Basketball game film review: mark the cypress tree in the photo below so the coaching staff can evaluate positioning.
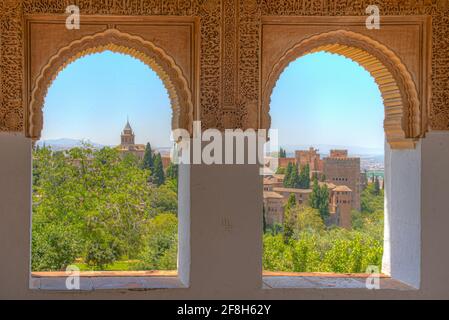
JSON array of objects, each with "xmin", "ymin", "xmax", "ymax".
[
  {"xmin": 286, "ymin": 193, "xmax": 296, "ymax": 209},
  {"xmin": 284, "ymin": 162, "xmax": 293, "ymax": 187},
  {"xmin": 290, "ymin": 164, "xmax": 300, "ymax": 188},
  {"xmin": 283, "ymin": 194, "xmax": 297, "ymax": 242},
  {"xmin": 279, "ymin": 148, "xmax": 287, "ymax": 158},
  {"xmin": 309, "ymin": 178, "xmax": 320, "ymax": 209},
  {"xmin": 374, "ymin": 176, "xmax": 381, "ymax": 195},
  {"xmin": 142, "ymin": 143, "xmax": 154, "ymax": 171},
  {"xmin": 309, "ymin": 178, "xmax": 329, "ymax": 221},
  {"xmin": 299, "ymin": 164, "xmax": 310, "ymax": 189},
  {"xmin": 319, "ymin": 185, "xmax": 330, "ymax": 220},
  {"xmin": 166, "ymin": 162, "xmax": 179, "ymax": 181},
  {"xmin": 363, "ymin": 169, "xmax": 369, "ymax": 188},
  {"xmin": 152, "ymin": 153, "xmax": 165, "ymax": 186},
  {"xmin": 304, "ymin": 164, "xmax": 310, "ymax": 188}
]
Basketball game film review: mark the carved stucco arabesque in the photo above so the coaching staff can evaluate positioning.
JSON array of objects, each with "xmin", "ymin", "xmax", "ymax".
[{"xmin": 1, "ymin": 0, "xmax": 449, "ymax": 147}]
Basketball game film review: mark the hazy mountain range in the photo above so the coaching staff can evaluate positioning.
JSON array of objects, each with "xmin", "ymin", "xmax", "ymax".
[
  {"xmin": 36, "ymin": 138, "xmax": 107, "ymax": 150},
  {"xmin": 36, "ymin": 138, "xmax": 172, "ymax": 154},
  {"xmin": 36, "ymin": 139, "xmax": 384, "ymax": 169}
]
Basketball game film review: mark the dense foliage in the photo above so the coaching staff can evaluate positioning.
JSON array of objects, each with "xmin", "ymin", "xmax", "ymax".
[
  {"xmin": 309, "ymin": 178, "xmax": 330, "ymax": 220},
  {"xmin": 279, "ymin": 148, "xmax": 287, "ymax": 158},
  {"xmin": 263, "ymin": 183, "xmax": 384, "ymax": 273},
  {"xmin": 283, "ymin": 163, "xmax": 310, "ymax": 189},
  {"xmin": 32, "ymin": 145, "xmax": 178, "ymax": 271},
  {"xmin": 32, "ymin": 144, "xmax": 384, "ymax": 274}
]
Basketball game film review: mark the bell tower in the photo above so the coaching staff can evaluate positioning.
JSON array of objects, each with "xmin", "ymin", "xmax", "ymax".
[{"xmin": 121, "ymin": 118, "xmax": 135, "ymax": 146}]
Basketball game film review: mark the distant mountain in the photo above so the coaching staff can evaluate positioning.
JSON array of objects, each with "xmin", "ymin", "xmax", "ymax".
[
  {"xmin": 281, "ymin": 144, "xmax": 384, "ymax": 156},
  {"xmin": 36, "ymin": 138, "xmax": 107, "ymax": 151},
  {"xmin": 37, "ymin": 138, "xmax": 173, "ymax": 154}
]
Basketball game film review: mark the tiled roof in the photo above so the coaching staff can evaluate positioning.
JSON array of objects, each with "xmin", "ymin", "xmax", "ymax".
[
  {"xmin": 333, "ymin": 185, "xmax": 353, "ymax": 192},
  {"xmin": 263, "ymin": 178, "xmax": 280, "ymax": 185},
  {"xmin": 319, "ymin": 182, "xmax": 337, "ymax": 189},
  {"xmin": 273, "ymin": 187, "xmax": 312, "ymax": 194},
  {"xmin": 263, "ymin": 191, "xmax": 284, "ymax": 199}
]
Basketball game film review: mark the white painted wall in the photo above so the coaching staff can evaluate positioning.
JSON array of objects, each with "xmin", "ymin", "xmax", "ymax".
[
  {"xmin": 383, "ymin": 142, "xmax": 421, "ymax": 288},
  {"xmin": 1, "ymin": 132, "xmax": 449, "ymax": 299}
]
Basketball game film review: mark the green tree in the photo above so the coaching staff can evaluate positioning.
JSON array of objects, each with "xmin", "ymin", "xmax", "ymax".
[
  {"xmin": 166, "ymin": 162, "xmax": 178, "ymax": 181},
  {"xmin": 31, "ymin": 145, "xmax": 179, "ymax": 271},
  {"xmin": 374, "ymin": 176, "xmax": 381, "ymax": 196},
  {"xmin": 291, "ymin": 235, "xmax": 321, "ymax": 272},
  {"xmin": 276, "ymin": 167, "xmax": 286, "ymax": 174},
  {"xmin": 279, "ymin": 148, "xmax": 287, "ymax": 158},
  {"xmin": 262, "ymin": 234, "xmax": 293, "ymax": 272},
  {"xmin": 137, "ymin": 214, "xmax": 178, "ymax": 270},
  {"xmin": 318, "ymin": 185, "xmax": 330, "ymax": 220},
  {"xmin": 290, "ymin": 165, "xmax": 300, "ymax": 188},
  {"xmin": 298, "ymin": 164, "xmax": 310, "ymax": 189},
  {"xmin": 320, "ymin": 173, "xmax": 326, "ymax": 182},
  {"xmin": 294, "ymin": 206, "xmax": 325, "ymax": 234},
  {"xmin": 142, "ymin": 142, "xmax": 154, "ymax": 171},
  {"xmin": 309, "ymin": 178, "xmax": 329, "ymax": 221},
  {"xmin": 363, "ymin": 169, "xmax": 369, "ymax": 190},
  {"xmin": 152, "ymin": 153, "xmax": 166, "ymax": 186},
  {"xmin": 309, "ymin": 178, "xmax": 321, "ymax": 209},
  {"xmin": 283, "ymin": 162, "xmax": 294, "ymax": 188},
  {"xmin": 283, "ymin": 194, "xmax": 297, "ymax": 242},
  {"xmin": 31, "ymin": 222, "xmax": 82, "ymax": 271}
]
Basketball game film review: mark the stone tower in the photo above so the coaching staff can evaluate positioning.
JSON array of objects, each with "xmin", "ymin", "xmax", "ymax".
[
  {"xmin": 323, "ymin": 152, "xmax": 361, "ymax": 211},
  {"xmin": 332, "ymin": 186, "xmax": 353, "ymax": 230},
  {"xmin": 121, "ymin": 119, "xmax": 135, "ymax": 147}
]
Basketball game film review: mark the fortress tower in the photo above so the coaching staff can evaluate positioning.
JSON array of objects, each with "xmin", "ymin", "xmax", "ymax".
[{"xmin": 323, "ymin": 152, "xmax": 361, "ymax": 211}]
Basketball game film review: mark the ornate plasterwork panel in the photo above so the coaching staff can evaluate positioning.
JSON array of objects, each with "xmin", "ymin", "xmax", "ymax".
[
  {"xmin": 0, "ymin": 0, "xmax": 221, "ymax": 134},
  {"xmin": 252, "ymin": 0, "xmax": 448, "ymax": 134},
  {"xmin": 0, "ymin": 0, "xmax": 448, "ymax": 145},
  {"xmin": 23, "ymin": 14, "xmax": 201, "ymax": 139}
]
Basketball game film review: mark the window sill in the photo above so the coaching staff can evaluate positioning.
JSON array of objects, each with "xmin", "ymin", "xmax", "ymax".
[
  {"xmin": 262, "ymin": 272, "xmax": 415, "ymax": 290},
  {"xmin": 30, "ymin": 271, "xmax": 186, "ymax": 291}
]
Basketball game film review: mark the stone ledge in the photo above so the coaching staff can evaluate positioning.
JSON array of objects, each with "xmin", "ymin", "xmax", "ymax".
[
  {"xmin": 32, "ymin": 270, "xmax": 177, "ymax": 278},
  {"xmin": 30, "ymin": 276, "xmax": 186, "ymax": 291},
  {"xmin": 263, "ymin": 275, "xmax": 415, "ymax": 290},
  {"xmin": 263, "ymin": 271, "xmax": 389, "ymax": 278}
]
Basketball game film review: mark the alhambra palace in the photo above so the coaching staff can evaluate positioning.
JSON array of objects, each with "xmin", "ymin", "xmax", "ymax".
[
  {"xmin": 1, "ymin": 0, "xmax": 449, "ymax": 299},
  {"xmin": 264, "ymin": 148, "xmax": 362, "ymax": 230}
]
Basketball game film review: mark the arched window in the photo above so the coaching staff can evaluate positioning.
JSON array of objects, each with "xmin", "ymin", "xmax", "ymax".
[
  {"xmin": 31, "ymin": 51, "xmax": 182, "ymax": 281},
  {"xmin": 263, "ymin": 51, "xmax": 385, "ymax": 275}
]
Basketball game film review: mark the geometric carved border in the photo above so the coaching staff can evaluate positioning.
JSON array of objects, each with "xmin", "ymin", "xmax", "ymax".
[
  {"xmin": 1, "ymin": 1, "xmax": 449, "ymax": 135},
  {"xmin": 27, "ymin": 29, "xmax": 194, "ymax": 139},
  {"xmin": 262, "ymin": 30, "xmax": 423, "ymax": 150}
]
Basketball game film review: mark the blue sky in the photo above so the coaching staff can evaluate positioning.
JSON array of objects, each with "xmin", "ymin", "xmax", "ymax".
[
  {"xmin": 42, "ymin": 51, "xmax": 172, "ymax": 148},
  {"xmin": 42, "ymin": 50, "xmax": 384, "ymax": 150},
  {"xmin": 271, "ymin": 52, "xmax": 384, "ymax": 150}
]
